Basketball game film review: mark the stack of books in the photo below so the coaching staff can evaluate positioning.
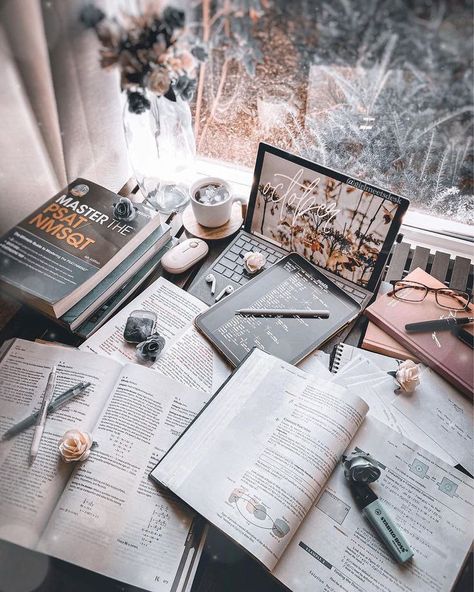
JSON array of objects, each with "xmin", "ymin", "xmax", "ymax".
[
  {"xmin": 0, "ymin": 179, "xmax": 173, "ymax": 338},
  {"xmin": 364, "ymin": 267, "xmax": 473, "ymax": 398}
]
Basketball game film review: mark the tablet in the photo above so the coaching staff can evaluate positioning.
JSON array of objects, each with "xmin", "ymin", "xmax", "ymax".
[{"xmin": 195, "ymin": 253, "xmax": 361, "ymax": 367}]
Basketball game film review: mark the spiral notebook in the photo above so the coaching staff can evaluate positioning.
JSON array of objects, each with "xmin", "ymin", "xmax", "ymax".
[{"xmin": 331, "ymin": 342, "xmax": 401, "ymax": 373}]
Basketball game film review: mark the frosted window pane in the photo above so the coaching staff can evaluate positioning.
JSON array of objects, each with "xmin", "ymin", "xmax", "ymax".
[{"xmin": 190, "ymin": 1, "xmax": 473, "ymax": 224}]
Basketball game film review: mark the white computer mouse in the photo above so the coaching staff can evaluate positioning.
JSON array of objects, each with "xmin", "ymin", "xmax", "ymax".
[{"xmin": 161, "ymin": 238, "xmax": 209, "ymax": 274}]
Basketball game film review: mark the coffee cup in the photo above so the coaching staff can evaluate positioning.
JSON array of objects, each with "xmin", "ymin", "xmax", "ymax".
[{"xmin": 190, "ymin": 177, "xmax": 245, "ymax": 228}]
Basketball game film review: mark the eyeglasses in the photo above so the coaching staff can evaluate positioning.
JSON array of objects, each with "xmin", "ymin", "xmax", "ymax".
[{"xmin": 389, "ymin": 280, "xmax": 472, "ymax": 311}]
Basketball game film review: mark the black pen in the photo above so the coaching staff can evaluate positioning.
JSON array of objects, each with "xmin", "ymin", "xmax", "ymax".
[{"xmin": 405, "ymin": 317, "xmax": 474, "ymax": 333}]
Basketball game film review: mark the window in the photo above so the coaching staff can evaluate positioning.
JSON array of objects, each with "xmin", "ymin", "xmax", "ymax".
[{"xmin": 190, "ymin": 1, "xmax": 473, "ymax": 230}]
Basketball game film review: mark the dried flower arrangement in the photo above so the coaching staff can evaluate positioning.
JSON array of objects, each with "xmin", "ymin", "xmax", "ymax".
[{"xmin": 80, "ymin": 4, "xmax": 207, "ymax": 113}]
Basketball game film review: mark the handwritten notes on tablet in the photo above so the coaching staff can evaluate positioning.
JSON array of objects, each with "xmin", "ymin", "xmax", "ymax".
[{"xmin": 195, "ymin": 254, "xmax": 360, "ymax": 366}]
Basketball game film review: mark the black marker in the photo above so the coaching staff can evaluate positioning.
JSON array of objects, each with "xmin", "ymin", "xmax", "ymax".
[{"xmin": 405, "ymin": 317, "xmax": 474, "ymax": 333}]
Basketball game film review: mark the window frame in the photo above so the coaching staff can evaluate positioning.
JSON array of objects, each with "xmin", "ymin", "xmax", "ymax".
[{"xmin": 195, "ymin": 156, "xmax": 474, "ymax": 260}]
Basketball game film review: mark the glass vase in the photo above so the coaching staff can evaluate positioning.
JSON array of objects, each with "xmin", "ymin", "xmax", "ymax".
[{"xmin": 122, "ymin": 91, "xmax": 196, "ymax": 212}]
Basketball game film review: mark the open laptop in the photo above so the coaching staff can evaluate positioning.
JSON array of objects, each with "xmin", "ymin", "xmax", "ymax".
[{"xmin": 189, "ymin": 143, "xmax": 409, "ymax": 307}]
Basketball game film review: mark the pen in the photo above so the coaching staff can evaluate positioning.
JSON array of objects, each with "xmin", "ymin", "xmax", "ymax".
[
  {"xmin": 2, "ymin": 381, "xmax": 91, "ymax": 441},
  {"xmin": 29, "ymin": 365, "xmax": 57, "ymax": 464},
  {"xmin": 453, "ymin": 326, "xmax": 474, "ymax": 349},
  {"xmin": 405, "ymin": 316, "xmax": 474, "ymax": 333},
  {"xmin": 350, "ymin": 482, "xmax": 414, "ymax": 563},
  {"xmin": 236, "ymin": 309, "xmax": 330, "ymax": 318}
]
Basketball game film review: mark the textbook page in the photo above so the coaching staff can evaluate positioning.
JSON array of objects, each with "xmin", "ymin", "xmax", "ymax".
[
  {"xmin": 151, "ymin": 349, "xmax": 368, "ymax": 571},
  {"xmin": 39, "ymin": 363, "xmax": 211, "ymax": 592},
  {"xmin": 297, "ymin": 349, "xmax": 332, "ymax": 380},
  {"xmin": 153, "ymin": 326, "xmax": 231, "ymax": 394},
  {"xmin": 0, "ymin": 339, "xmax": 121, "ymax": 548},
  {"xmin": 273, "ymin": 416, "xmax": 474, "ymax": 592},
  {"xmin": 81, "ymin": 278, "xmax": 205, "ymax": 362},
  {"xmin": 81, "ymin": 277, "xmax": 230, "ymax": 393}
]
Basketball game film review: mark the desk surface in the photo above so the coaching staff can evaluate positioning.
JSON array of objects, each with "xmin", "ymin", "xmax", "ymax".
[{"xmin": 0, "ymin": 210, "xmax": 471, "ymax": 592}]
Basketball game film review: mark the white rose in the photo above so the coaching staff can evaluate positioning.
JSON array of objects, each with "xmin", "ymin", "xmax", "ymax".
[
  {"xmin": 395, "ymin": 360, "xmax": 420, "ymax": 393},
  {"xmin": 243, "ymin": 251, "xmax": 266, "ymax": 274},
  {"xmin": 58, "ymin": 429, "xmax": 93, "ymax": 463}
]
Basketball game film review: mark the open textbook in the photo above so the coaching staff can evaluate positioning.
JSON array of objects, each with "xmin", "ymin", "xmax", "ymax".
[
  {"xmin": 80, "ymin": 277, "xmax": 231, "ymax": 394},
  {"xmin": 151, "ymin": 349, "xmax": 474, "ymax": 592},
  {"xmin": 0, "ymin": 339, "xmax": 215, "ymax": 592}
]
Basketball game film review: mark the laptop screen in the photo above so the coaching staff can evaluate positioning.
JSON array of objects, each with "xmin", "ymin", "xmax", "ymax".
[{"xmin": 246, "ymin": 144, "xmax": 409, "ymax": 291}]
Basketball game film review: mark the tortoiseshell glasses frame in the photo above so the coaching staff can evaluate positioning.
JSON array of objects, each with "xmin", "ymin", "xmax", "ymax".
[{"xmin": 388, "ymin": 280, "xmax": 472, "ymax": 311}]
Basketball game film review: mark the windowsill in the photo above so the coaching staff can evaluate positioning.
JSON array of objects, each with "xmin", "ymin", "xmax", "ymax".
[{"xmin": 195, "ymin": 156, "xmax": 474, "ymax": 261}]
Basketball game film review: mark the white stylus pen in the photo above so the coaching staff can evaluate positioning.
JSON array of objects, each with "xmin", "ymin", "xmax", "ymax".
[{"xmin": 29, "ymin": 365, "xmax": 57, "ymax": 465}]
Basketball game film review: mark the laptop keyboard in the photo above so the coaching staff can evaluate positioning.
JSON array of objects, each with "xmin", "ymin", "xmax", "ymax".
[
  {"xmin": 331, "ymin": 277, "xmax": 367, "ymax": 302},
  {"xmin": 211, "ymin": 232, "xmax": 368, "ymax": 303},
  {"xmin": 212, "ymin": 234, "xmax": 284, "ymax": 286}
]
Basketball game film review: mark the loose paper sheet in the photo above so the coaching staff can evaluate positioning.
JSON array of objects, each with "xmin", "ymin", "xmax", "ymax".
[
  {"xmin": 331, "ymin": 355, "xmax": 455, "ymax": 464},
  {"xmin": 332, "ymin": 348, "xmax": 473, "ymax": 472},
  {"xmin": 297, "ymin": 349, "xmax": 332, "ymax": 380},
  {"xmin": 393, "ymin": 366, "xmax": 473, "ymax": 474}
]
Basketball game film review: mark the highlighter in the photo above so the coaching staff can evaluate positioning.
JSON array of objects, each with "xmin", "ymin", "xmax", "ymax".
[{"xmin": 350, "ymin": 482, "xmax": 414, "ymax": 563}]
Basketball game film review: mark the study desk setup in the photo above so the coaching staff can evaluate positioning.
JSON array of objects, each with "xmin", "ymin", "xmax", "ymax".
[{"xmin": 0, "ymin": 143, "xmax": 472, "ymax": 592}]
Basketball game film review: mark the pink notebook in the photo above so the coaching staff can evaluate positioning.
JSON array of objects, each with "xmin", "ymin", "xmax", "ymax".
[
  {"xmin": 362, "ymin": 321, "xmax": 416, "ymax": 361},
  {"xmin": 365, "ymin": 267, "xmax": 473, "ymax": 398}
]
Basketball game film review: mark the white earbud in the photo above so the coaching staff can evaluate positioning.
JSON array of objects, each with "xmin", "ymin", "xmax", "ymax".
[
  {"xmin": 215, "ymin": 285, "xmax": 234, "ymax": 302},
  {"xmin": 205, "ymin": 273, "xmax": 216, "ymax": 295}
]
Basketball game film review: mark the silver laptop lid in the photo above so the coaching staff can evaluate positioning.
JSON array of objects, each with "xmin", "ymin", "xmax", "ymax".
[{"xmin": 245, "ymin": 143, "xmax": 409, "ymax": 293}]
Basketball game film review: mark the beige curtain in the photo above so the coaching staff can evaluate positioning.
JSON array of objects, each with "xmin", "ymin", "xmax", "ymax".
[{"xmin": 0, "ymin": 0, "xmax": 131, "ymax": 235}]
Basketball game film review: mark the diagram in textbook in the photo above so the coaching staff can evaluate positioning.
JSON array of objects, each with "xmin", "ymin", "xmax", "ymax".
[
  {"xmin": 438, "ymin": 477, "xmax": 458, "ymax": 497},
  {"xmin": 316, "ymin": 489, "xmax": 351, "ymax": 525},
  {"xmin": 228, "ymin": 487, "xmax": 290, "ymax": 538},
  {"xmin": 409, "ymin": 458, "xmax": 429, "ymax": 479}
]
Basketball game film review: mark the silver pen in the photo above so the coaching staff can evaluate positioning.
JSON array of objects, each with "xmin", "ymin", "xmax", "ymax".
[
  {"xmin": 2, "ymin": 381, "xmax": 91, "ymax": 441},
  {"xmin": 236, "ymin": 309, "xmax": 330, "ymax": 318},
  {"xmin": 29, "ymin": 365, "xmax": 57, "ymax": 464}
]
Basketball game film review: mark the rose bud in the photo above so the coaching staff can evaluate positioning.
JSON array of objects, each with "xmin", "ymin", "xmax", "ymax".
[
  {"xmin": 136, "ymin": 333, "xmax": 166, "ymax": 363},
  {"xmin": 343, "ymin": 451, "xmax": 381, "ymax": 483},
  {"xmin": 243, "ymin": 251, "xmax": 266, "ymax": 274},
  {"xmin": 113, "ymin": 197, "xmax": 137, "ymax": 222},
  {"xmin": 58, "ymin": 429, "xmax": 93, "ymax": 463},
  {"xmin": 395, "ymin": 360, "xmax": 420, "ymax": 394},
  {"xmin": 179, "ymin": 50, "xmax": 196, "ymax": 74},
  {"xmin": 148, "ymin": 67, "xmax": 171, "ymax": 95}
]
